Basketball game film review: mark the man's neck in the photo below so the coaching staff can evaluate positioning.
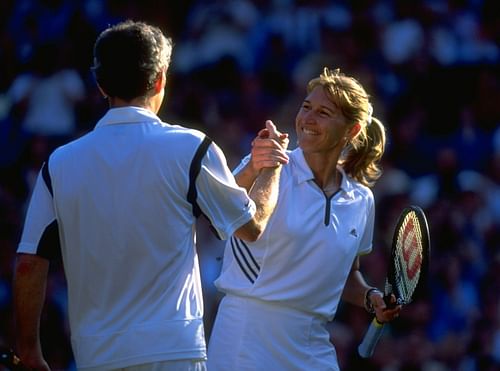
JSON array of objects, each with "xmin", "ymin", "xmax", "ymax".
[{"xmin": 108, "ymin": 96, "xmax": 158, "ymax": 113}]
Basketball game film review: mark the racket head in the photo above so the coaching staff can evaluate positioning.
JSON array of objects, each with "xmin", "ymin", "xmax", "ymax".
[{"xmin": 386, "ymin": 205, "xmax": 430, "ymax": 305}]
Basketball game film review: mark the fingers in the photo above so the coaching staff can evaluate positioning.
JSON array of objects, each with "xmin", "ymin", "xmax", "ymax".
[
  {"xmin": 375, "ymin": 303, "xmax": 402, "ymax": 323},
  {"xmin": 251, "ymin": 136, "xmax": 288, "ymax": 155},
  {"xmin": 372, "ymin": 293, "xmax": 402, "ymax": 323},
  {"xmin": 258, "ymin": 128, "xmax": 289, "ymax": 142},
  {"xmin": 265, "ymin": 120, "xmax": 288, "ymax": 141},
  {"xmin": 265, "ymin": 120, "xmax": 289, "ymax": 150},
  {"xmin": 278, "ymin": 132, "xmax": 289, "ymax": 151},
  {"xmin": 251, "ymin": 145, "xmax": 289, "ymax": 167},
  {"xmin": 252, "ymin": 120, "xmax": 288, "ymax": 151},
  {"xmin": 257, "ymin": 128, "xmax": 269, "ymax": 139},
  {"xmin": 250, "ymin": 139, "xmax": 289, "ymax": 169},
  {"xmin": 265, "ymin": 120, "xmax": 279, "ymax": 138},
  {"xmin": 249, "ymin": 120, "xmax": 290, "ymax": 171}
]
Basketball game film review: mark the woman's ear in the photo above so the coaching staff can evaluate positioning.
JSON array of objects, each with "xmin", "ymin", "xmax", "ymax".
[{"xmin": 349, "ymin": 122, "xmax": 362, "ymax": 139}]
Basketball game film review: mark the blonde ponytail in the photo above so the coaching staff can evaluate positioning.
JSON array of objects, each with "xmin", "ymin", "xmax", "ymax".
[{"xmin": 340, "ymin": 116, "xmax": 386, "ymax": 187}]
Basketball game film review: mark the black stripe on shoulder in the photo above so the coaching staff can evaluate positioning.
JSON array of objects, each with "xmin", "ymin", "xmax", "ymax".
[
  {"xmin": 187, "ymin": 136, "xmax": 213, "ymax": 218},
  {"xmin": 41, "ymin": 162, "xmax": 53, "ymax": 197},
  {"xmin": 37, "ymin": 220, "xmax": 62, "ymax": 261}
]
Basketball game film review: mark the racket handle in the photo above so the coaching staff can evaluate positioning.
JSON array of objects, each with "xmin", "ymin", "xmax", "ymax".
[{"xmin": 357, "ymin": 317, "xmax": 386, "ymax": 358}]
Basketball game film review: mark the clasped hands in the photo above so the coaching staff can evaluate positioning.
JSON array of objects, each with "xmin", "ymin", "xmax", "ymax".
[{"xmin": 249, "ymin": 120, "xmax": 289, "ymax": 172}]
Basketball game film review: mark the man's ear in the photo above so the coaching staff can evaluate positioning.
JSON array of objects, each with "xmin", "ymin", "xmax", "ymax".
[
  {"xmin": 154, "ymin": 70, "xmax": 166, "ymax": 94},
  {"xmin": 97, "ymin": 84, "xmax": 108, "ymax": 98}
]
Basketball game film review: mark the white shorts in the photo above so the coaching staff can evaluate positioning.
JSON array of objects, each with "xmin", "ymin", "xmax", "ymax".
[{"xmin": 207, "ymin": 295, "xmax": 339, "ymax": 371}]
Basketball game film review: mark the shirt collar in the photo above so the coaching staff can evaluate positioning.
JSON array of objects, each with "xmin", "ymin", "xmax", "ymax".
[
  {"xmin": 291, "ymin": 147, "xmax": 356, "ymax": 198},
  {"xmin": 95, "ymin": 106, "xmax": 161, "ymax": 128}
]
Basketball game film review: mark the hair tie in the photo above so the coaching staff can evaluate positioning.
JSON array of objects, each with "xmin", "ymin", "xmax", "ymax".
[{"xmin": 367, "ymin": 103, "xmax": 373, "ymax": 126}]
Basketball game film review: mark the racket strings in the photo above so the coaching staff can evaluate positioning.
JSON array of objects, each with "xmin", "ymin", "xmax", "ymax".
[{"xmin": 394, "ymin": 212, "xmax": 423, "ymax": 302}]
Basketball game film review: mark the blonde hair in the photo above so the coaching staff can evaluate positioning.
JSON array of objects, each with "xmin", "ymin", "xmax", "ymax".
[{"xmin": 307, "ymin": 67, "xmax": 386, "ymax": 187}]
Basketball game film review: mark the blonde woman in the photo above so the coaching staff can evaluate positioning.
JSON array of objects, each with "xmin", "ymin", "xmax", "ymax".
[{"xmin": 208, "ymin": 68, "xmax": 401, "ymax": 371}]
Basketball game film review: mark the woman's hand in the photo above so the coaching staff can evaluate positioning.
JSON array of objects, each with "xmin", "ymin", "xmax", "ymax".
[
  {"xmin": 369, "ymin": 291, "xmax": 402, "ymax": 323},
  {"xmin": 249, "ymin": 120, "xmax": 289, "ymax": 172}
]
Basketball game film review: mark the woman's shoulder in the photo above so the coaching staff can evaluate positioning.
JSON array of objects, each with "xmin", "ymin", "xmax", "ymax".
[{"xmin": 342, "ymin": 170, "xmax": 374, "ymax": 200}]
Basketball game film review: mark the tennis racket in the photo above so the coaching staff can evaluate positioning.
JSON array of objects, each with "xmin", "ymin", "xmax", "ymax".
[
  {"xmin": 0, "ymin": 347, "xmax": 29, "ymax": 371},
  {"xmin": 358, "ymin": 205, "xmax": 430, "ymax": 358}
]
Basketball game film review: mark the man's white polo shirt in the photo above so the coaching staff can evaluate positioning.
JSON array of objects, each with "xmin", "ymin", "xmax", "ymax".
[
  {"xmin": 215, "ymin": 147, "xmax": 375, "ymax": 321},
  {"xmin": 17, "ymin": 107, "xmax": 255, "ymax": 370}
]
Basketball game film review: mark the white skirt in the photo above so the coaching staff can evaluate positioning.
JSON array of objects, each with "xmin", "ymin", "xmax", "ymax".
[
  {"xmin": 120, "ymin": 359, "xmax": 206, "ymax": 371},
  {"xmin": 207, "ymin": 295, "xmax": 339, "ymax": 371}
]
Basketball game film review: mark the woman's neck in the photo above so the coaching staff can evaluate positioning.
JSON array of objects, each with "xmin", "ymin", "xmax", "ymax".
[{"xmin": 303, "ymin": 150, "xmax": 342, "ymax": 193}]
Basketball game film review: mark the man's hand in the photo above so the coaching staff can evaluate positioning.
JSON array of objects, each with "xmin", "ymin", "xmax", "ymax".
[{"xmin": 17, "ymin": 348, "xmax": 50, "ymax": 371}]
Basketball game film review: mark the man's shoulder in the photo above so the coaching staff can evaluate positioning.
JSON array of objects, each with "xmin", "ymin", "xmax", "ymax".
[
  {"xmin": 50, "ymin": 132, "xmax": 93, "ymax": 158},
  {"xmin": 160, "ymin": 123, "xmax": 206, "ymax": 143},
  {"xmin": 151, "ymin": 123, "xmax": 212, "ymax": 157}
]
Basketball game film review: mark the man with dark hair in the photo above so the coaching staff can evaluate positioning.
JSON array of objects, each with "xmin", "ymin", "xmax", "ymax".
[{"xmin": 13, "ymin": 20, "xmax": 288, "ymax": 370}]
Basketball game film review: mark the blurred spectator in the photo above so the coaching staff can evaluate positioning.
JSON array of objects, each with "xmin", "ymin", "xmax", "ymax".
[
  {"xmin": 429, "ymin": 255, "xmax": 480, "ymax": 342},
  {"xmin": 7, "ymin": 43, "xmax": 84, "ymax": 143}
]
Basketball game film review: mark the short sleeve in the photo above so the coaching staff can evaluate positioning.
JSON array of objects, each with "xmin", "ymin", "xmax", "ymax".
[
  {"xmin": 358, "ymin": 193, "xmax": 375, "ymax": 256},
  {"xmin": 232, "ymin": 153, "xmax": 251, "ymax": 175},
  {"xmin": 195, "ymin": 143, "xmax": 256, "ymax": 240},
  {"xmin": 18, "ymin": 165, "xmax": 59, "ymax": 257}
]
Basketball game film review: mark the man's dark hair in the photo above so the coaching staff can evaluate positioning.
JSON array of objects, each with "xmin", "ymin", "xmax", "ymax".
[{"xmin": 92, "ymin": 20, "xmax": 172, "ymax": 101}]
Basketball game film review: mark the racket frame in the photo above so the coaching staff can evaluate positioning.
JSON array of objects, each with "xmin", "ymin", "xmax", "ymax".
[
  {"xmin": 358, "ymin": 205, "xmax": 430, "ymax": 358},
  {"xmin": 386, "ymin": 205, "xmax": 430, "ymax": 305}
]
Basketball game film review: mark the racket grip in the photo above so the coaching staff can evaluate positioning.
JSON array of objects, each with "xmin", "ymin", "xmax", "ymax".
[{"xmin": 357, "ymin": 317, "xmax": 386, "ymax": 358}]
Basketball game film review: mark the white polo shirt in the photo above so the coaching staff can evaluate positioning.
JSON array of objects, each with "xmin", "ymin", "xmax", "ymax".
[
  {"xmin": 17, "ymin": 107, "xmax": 255, "ymax": 370},
  {"xmin": 215, "ymin": 147, "xmax": 375, "ymax": 321}
]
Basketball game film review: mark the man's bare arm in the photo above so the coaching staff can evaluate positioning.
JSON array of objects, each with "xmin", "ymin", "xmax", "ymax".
[
  {"xmin": 234, "ymin": 167, "xmax": 281, "ymax": 241},
  {"xmin": 234, "ymin": 120, "xmax": 288, "ymax": 241},
  {"xmin": 13, "ymin": 253, "xmax": 51, "ymax": 370}
]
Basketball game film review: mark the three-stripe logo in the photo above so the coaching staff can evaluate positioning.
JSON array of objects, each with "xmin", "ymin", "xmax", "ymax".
[{"xmin": 230, "ymin": 237, "xmax": 260, "ymax": 283}]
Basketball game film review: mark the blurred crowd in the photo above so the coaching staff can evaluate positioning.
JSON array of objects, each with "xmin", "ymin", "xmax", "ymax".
[{"xmin": 1, "ymin": 0, "xmax": 499, "ymax": 370}]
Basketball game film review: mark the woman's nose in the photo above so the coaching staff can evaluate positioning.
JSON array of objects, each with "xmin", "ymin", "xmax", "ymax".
[{"xmin": 303, "ymin": 110, "xmax": 316, "ymax": 123}]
